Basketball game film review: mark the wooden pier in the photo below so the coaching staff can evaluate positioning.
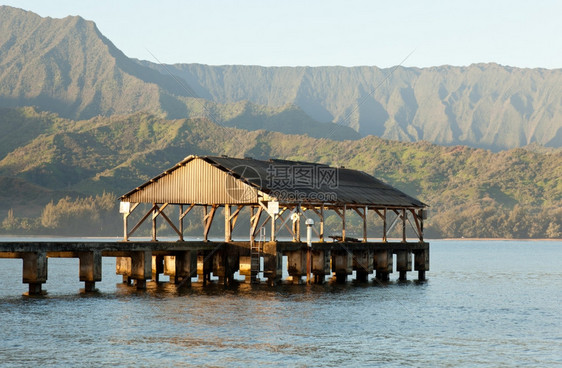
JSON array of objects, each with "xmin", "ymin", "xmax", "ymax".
[
  {"xmin": 0, "ymin": 239, "xmax": 429, "ymax": 294},
  {"xmin": 1, "ymin": 155, "xmax": 430, "ymax": 295}
]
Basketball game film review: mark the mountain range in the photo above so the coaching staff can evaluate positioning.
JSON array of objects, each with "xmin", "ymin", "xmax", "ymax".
[
  {"xmin": 1, "ymin": 6, "xmax": 562, "ymax": 151},
  {"xmin": 0, "ymin": 6, "xmax": 560, "ymax": 238}
]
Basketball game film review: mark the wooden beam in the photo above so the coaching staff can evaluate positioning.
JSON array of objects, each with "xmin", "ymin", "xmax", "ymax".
[
  {"xmin": 250, "ymin": 206, "xmax": 263, "ymax": 242},
  {"xmin": 180, "ymin": 204, "xmax": 195, "ymax": 220},
  {"xmin": 179, "ymin": 204, "xmax": 195, "ymax": 241},
  {"xmin": 333, "ymin": 207, "xmax": 344, "ymax": 220},
  {"xmin": 352, "ymin": 206, "xmax": 368, "ymax": 242},
  {"xmin": 127, "ymin": 204, "xmax": 157, "ymax": 239},
  {"xmin": 386, "ymin": 209, "xmax": 404, "ymax": 240},
  {"xmin": 275, "ymin": 210, "xmax": 295, "ymax": 237},
  {"xmin": 409, "ymin": 209, "xmax": 424, "ymax": 241},
  {"xmin": 203, "ymin": 205, "xmax": 218, "ymax": 242},
  {"xmin": 153, "ymin": 204, "xmax": 182, "ymax": 239},
  {"xmin": 373, "ymin": 208, "xmax": 385, "ymax": 220},
  {"xmin": 230, "ymin": 205, "xmax": 243, "ymax": 229}
]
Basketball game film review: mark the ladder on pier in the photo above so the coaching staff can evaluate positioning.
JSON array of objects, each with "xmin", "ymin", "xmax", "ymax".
[{"xmin": 250, "ymin": 228, "xmax": 265, "ymax": 282}]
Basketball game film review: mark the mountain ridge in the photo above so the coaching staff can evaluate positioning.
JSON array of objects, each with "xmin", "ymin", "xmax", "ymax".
[
  {"xmin": 1, "ymin": 6, "xmax": 562, "ymax": 150},
  {"xmin": 0, "ymin": 6, "xmax": 359, "ymax": 141},
  {"xmin": 140, "ymin": 61, "xmax": 562, "ymax": 150}
]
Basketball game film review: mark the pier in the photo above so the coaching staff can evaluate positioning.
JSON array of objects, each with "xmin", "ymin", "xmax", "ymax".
[
  {"xmin": 0, "ymin": 239, "xmax": 429, "ymax": 294},
  {"xmin": 0, "ymin": 155, "xmax": 429, "ymax": 294}
]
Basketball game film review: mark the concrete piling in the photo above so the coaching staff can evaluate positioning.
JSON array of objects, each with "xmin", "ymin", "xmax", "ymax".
[
  {"xmin": 131, "ymin": 251, "xmax": 151, "ymax": 289},
  {"xmin": 311, "ymin": 249, "xmax": 330, "ymax": 284},
  {"xmin": 396, "ymin": 251, "xmax": 412, "ymax": 281},
  {"xmin": 332, "ymin": 251, "xmax": 352, "ymax": 283},
  {"xmin": 414, "ymin": 249, "xmax": 430, "ymax": 281},
  {"xmin": 22, "ymin": 251, "xmax": 47, "ymax": 295},
  {"xmin": 374, "ymin": 249, "xmax": 393, "ymax": 281},
  {"xmin": 263, "ymin": 241, "xmax": 282, "ymax": 286},
  {"xmin": 353, "ymin": 249, "xmax": 374, "ymax": 282},
  {"xmin": 79, "ymin": 251, "xmax": 101, "ymax": 292},
  {"xmin": 287, "ymin": 249, "xmax": 307, "ymax": 284}
]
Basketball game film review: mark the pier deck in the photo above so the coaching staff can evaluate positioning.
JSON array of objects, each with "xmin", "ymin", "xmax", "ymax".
[{"xmin": 0, "ymin": 240, "xmax": 429, "ymax": 295}]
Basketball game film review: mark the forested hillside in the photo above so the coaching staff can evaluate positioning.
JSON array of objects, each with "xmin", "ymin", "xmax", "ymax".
[{"xmin": 1, "ymin": 107, "xmax": 560, "ymax": 238}]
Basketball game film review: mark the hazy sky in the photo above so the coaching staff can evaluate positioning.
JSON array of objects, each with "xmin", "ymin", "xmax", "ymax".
[{"xmin": 2, "ymin": 0, "xmax": 562, "ymax": 68}]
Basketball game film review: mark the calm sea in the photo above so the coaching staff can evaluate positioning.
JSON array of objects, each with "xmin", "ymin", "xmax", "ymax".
[{"xmin": 0, "ymin": 239, "xmax": 560, "ymax": 367}]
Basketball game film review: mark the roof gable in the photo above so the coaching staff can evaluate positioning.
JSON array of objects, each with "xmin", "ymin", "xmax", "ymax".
[{"xmin": 121, "ymin": 156, "xmax": 258, "ymax": 204}]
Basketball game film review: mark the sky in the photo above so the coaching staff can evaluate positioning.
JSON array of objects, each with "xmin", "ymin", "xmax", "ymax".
[{"xmin": 2, "ymin": 0, "xmax": 562, "ymax": 69}]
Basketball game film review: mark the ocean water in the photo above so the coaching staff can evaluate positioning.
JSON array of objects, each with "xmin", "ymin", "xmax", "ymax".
[{"xmin": 0, "ymin": 239, "xmax": 560, "ymax": 367}]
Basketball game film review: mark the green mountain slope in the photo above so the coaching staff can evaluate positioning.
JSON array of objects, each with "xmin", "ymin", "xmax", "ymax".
[{"xmin": 0, "ymin": 107, "xmax": 560, "ymax": 238}]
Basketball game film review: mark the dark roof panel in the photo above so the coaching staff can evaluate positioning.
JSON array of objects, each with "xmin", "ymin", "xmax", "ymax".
[
  {"xmin": 121, "ymin": 155, "xmax": 427, "ymax": 208},
  {"xmin": 204, "ymin": 156, "xmax": 426, "ymax": 208}
]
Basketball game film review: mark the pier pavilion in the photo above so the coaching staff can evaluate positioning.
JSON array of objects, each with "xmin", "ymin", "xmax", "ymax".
[
  {"xmin": 118, "ymin": 155, "xmax": 429, "ymax": 285},
  {"xmin": 0, "ymin": 155, "xmax": 429, "ymax": 294}
]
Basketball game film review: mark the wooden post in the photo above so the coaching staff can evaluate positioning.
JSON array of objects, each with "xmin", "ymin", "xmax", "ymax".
[
  {"xmin": 363, "ymin": 206, "xmax": 368, "ymax": 242},
  {"xmin": 419, "ymin": 209, "xmax": 425, "ymax": 241},
  {"xmin": 224, "ymin": 204, "xmax": 231, "ymax": 242},
  {"xmin": 179, "ymin": 205, "xmax": 184, "ymax": 241},
  {"xmin": 402, "ymin": 208, "xmax": 407, "ymax": 243},
  {"xmin": 250, "ymin": 206, "xmax": 255, "ymax": 243},
  {"xmin": 152, "ymin": 204, "xmax": 157, "ymax": 241},
  {"xmin": 123, "ymin": 213, "xmax": 128, "ymax": 241},
  {"xmin": 383, "ymin": 208, "xmax": 387, "ymax": 242},
  {"xmin": 353, "ymin": 206, "xmax": 368, "ymax": 242},
  {"xmin": 270, "ymin": 212, "xmax": 276, "ymax": 242},
  {"xmin": 179, "ymin": 204, "xmax": 195, "ymax": 242},
  {"xmin": 320, "ymin": 206, "xmax": 324, "ymax": 242},
  {"xmin": 296, "ymin": 210, "xmax": 301, "ymax": 242},
  {"xmin": 342, "ymin": 204, "xmax": 346, "ymax": 242}
]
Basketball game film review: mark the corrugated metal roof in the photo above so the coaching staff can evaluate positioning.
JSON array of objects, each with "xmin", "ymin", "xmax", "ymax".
[{"xmin": 120, "ymin": 155, "xmax": 427, "ymax": 208}]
